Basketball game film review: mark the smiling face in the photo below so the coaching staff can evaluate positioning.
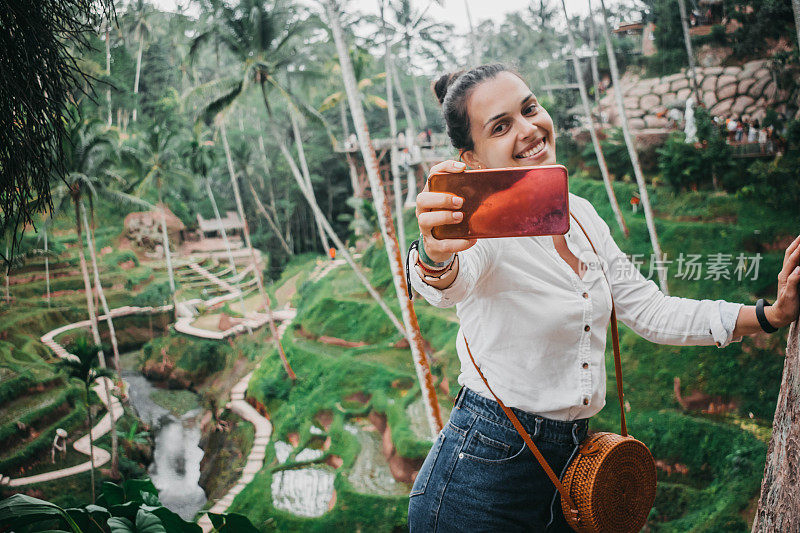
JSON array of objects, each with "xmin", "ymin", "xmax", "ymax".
[{"xmin": 460, "ymin": 71, "xmax": 557, "ymax": 170}]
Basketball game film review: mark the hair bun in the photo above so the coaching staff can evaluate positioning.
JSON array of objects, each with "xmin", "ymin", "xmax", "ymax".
[{"xmin": 432, "ymin": 71, "xmax": 464, "ymax": 105}]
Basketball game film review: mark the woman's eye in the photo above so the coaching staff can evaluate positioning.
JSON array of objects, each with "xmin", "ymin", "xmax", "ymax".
[
  {"xmin": 492, "ymin": 122, "xmax": 508, "ymax": 135},
  {"xmin": 524, "ymin": 103, "xmax": 538, "ymax": 115}
]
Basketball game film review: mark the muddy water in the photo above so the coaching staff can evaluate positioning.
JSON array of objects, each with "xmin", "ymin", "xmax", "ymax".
[{"xmin": 123, "ymin": 371, "xmax": 206, "ymax": 520}]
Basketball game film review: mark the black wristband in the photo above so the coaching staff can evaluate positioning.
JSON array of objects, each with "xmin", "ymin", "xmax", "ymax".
[{"xmin": 755, "ymin": 298, "xmax": 779, "ymax": 333}]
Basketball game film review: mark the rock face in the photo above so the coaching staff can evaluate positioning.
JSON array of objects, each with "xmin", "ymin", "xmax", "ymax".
[{"xmin": 600, "ymin": 60, "xmax": 799, "ymax": 131}]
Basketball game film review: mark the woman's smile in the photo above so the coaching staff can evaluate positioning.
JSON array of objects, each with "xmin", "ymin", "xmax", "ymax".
[{"xmin": 513, "ymin": 137, "xmax": 548, "ymax": 162}]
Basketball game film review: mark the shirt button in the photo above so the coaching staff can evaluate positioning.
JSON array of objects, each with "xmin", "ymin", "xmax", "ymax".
[
  {"xmin": 582, "ymin": 292, "xmax": 589, "ymax": 299},
  {"xmin": 459, "ymin": 453, "xmax": 464, "ymax": 459},
  {"xmin": 582, "ymin": 398, "xmax": 589, "ymax": 405},
  {"xmin": 584, "ymin": 324, "xmax": 591, "ymax": 332},
  {"xmin": 582, "ymin": 362, "xmax": 589, "ymax": 369}
]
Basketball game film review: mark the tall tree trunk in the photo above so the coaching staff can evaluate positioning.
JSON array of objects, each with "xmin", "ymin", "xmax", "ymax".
[
  {"xmin": 289, "ymin": 110, "xmax": 331, "ymax": 254},
  {"xmin": 73, "ymin": 198, "xmax": 118, "ymax": 485},
  {"xmin": 405, "ymin": 38, "xmax": 430, "ymax": 130},
  {"xmin": 340, "ymin": 101, "xmax": 366, "ymax": 237},
  {"xmin": 105, "ymin": 21, "xmax": 112, "ymax": 127},
  {"xmin": 81, "ymin": 205, "xmax": 122, "ymax": 373},
  {"xmin": 44, "ymin": 228, "xmax": 51, "ymax": 307},
  {"xmin": 463, "ymin": 0, "xmax": 480, "ymax": 67},
  {"xmin": 205, "ymin": 178, "xmax": 252, "ymax": 335},
  {"xmin": 80, "ymin": 203, "xmax": 120, "ymax": 479},
  {"xmin": 586, "ymin": 1, "xmax": 602, "ymax": 106},
  {"xmin": 274, "ymin": 127, "xmax": 407, "ymax": 338},
  {"xmin": 325, "ymin": 0, "xmax": 442, "ymax": 436},
  {"xmin": 597, "ymin": 0, "xmax": 669, "ymax": 294},
  {"xmin": 220, "ymin": 121, "xmax": 295, "ymax": 380},
  {"xmin": 133, "ymin": 27, "xmax": 144, "ymax": 123},
  {"xmin": 391, "ymin": 63, "xmax": 422, "ymax": 206},
  {"xmin": 560, "ymin": 0, "xmax": 628, "ymax": 237},
  {"xmin": 85, "ymin": 384, "xmax": 96, "ymax": 503},
  {"xmin": 677, "ymin": 0, "xmax": 701, "ymax": 101},
  {"xmin": 156, "ymin": 188, "xmax": 176, "ymax": 295},
  {"xmin": 752, "ymin": 319, "xmax": 800, "ymax": 531},
  {"xmin": 381, "ymin": 12, "xmax": 407, "ymax": 252},
  {"xmin": 247, "ymin": 181, "xmax": 293, "ymax": 256}
]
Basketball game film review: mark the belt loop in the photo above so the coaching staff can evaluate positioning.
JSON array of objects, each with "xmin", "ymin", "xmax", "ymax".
[
  {"xmin": 571, "ymin": 423, "xmax": 581, "ymax": 445},
  {"xmin": 533, "ymin": 417, "xmax": 543, "ymax": 439}
]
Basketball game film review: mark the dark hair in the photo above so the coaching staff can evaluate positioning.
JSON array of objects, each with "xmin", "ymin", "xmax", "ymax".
[{"xmin": 432, "ymin": 63, "xmax": 518, "ymax": 151}]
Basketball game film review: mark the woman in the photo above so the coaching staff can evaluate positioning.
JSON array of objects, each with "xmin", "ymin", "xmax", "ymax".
[{"xmin": 407, "ymin": 64, "xmax": 800, "ymax": 532}]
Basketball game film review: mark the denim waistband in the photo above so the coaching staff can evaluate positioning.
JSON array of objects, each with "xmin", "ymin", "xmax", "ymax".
[{"xmin": 455, "ymin": 387, "xmax": 589, "ymax": 445}]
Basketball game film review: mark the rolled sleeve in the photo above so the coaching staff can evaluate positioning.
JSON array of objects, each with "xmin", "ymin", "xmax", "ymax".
[
  {"xmin": 713, "ymin": 301, "xmax": 744, "ymax": 348},
  {"xmin": 409, "ymin": 239, "xmax": 495, "ymax": 308},
  {"xmin": 589, "ymin": 209, "xmax": 745, "ymax": 349}
]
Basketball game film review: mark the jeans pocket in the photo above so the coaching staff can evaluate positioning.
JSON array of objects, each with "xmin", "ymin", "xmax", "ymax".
[
  {"xmin": 410, "ymin": 429, "xmax": 446, "ymax": 497},
  {"xmin": 460, "ymin": 420, "xmax": 526, "ymax": 464}
]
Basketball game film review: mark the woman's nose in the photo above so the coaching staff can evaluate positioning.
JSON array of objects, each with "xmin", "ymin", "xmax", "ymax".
[{"xmin": 515, "ymin": 116, "xmax": 539, "ymax": 140}]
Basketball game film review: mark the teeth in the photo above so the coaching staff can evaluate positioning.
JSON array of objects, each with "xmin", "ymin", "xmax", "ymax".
[{"xmin": 517, "ymin": 139, "xmax": 545, "ymax": 159}]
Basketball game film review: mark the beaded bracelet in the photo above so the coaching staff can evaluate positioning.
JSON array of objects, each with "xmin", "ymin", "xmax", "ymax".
[{"xmin": 417, "ymin": 233, "xmax": 454, "ymax": 269}]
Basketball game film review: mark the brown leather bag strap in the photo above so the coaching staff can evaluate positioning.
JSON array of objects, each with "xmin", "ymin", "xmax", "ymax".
[
  {"xmin": 461, "ymin": 210, "xmax": 628, "ymax": 517},
  {"xmin": 462, "ymin": 338, "xmax": 580, "ymax": 516}
]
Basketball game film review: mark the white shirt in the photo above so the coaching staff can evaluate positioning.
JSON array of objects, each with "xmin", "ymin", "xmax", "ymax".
[{"xmin": 410, "ymin": 193, "xmax": 744, "ymax": 421}]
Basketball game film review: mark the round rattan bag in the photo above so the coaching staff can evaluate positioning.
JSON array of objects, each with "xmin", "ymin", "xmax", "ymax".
[{"xmin": 561, "ymin": 432, "xmax": 657, "ymax": 533}]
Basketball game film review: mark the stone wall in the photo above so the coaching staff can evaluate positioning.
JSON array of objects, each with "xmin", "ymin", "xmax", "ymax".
[{"xmin": 600, "ymin": 60, "xmax": 799, "ymax": 130}]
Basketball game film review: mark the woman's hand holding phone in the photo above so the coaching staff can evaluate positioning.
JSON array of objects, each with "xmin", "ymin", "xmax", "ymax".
[{"xmin": 415, "ymin": 160, "xmax": 478, "ymax": 265}]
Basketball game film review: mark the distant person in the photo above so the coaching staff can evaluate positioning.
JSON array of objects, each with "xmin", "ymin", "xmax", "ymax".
[
  {"xmin": 408, "ymin": 63, "xmax": 800, "ymax": 531},
  {"xmin": 735, "ymin": 118, "xmax": 745, "ymax": 142},
  {"xmin": 727, "ymin": 117, "xmax": 738, "ymax": 142},
  {"xmin": 748, "ymin": 119, "xmax": 759, "ymax": 143}
]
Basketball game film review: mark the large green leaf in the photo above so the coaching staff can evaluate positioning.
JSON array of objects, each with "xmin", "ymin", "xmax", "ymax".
[
  {"xmin": 66, "ymin": 505, "xmax": 110, "ymax": 533},
  {"xmin": 108, "ymin": 516, "xmax": 135, "ymax": 533},
  {"xmin": 0, "ymin": 494, "xmax": 82, "ymax": 532},
  {"xmin": 134, "ymin": 509, "xmax": 167, "ymax": 533},
  {"xmin": 98, "ymin": 480, "xmax": 125, "ymax": 506},
  {"xmin": 143, "ymin": 505, "xmax": 202, "ymax": 533},
  {"xmin": 204, "ymin": 512, "xmax": 260, "ymax": 533}
]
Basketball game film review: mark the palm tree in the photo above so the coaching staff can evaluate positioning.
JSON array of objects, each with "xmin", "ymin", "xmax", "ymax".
[
  {"xmin": 50, "ymin": 116, "xmax": 135, "ymax": 479},
  {"xmin": 219, "ymin": 120, "xmax": 296, "ymax": 380},
  {"xmin": 56, "ymin": 336, "xmax": 114, "ymax": 503},
  {"xmin": 119, "ymin": 124, "xmax": 180, "ymax": 294},
  {"xmin": 324, "ymin": 0, "xmax": 443, "ymax": 436},
  {"xmin": 182, "ymin": 126, "xmax": 252, "ymax": 333},
  {"xmin": 391, "ymin": 0, "xmax": 453, "ymax": 130},
  {"xmin": 126, "ymin": 0, "xmax": 153, "ymax": 122},
  {"xmin": 319, "ymin": 47, "xmax": 387, "ymax": 235},
  {"xmin": 559, "ymin": 0, "xmax": 627, "ymax": 237},
  {"xmin": 596, "ymin": 0, "xmax": 669, "ymax": 294},
  {"xmin": 269, "ymin": 109, "xmax": 408, "ymax": 339}
]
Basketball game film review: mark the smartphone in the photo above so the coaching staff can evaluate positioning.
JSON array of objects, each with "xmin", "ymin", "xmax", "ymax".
[{"xmin": 428, "ymin": 164, "xmax": 569, "ymax": 240}]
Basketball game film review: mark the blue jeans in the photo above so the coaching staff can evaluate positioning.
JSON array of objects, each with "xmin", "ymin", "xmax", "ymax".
[{"xmin": 408, "ymin": 387, "xmax": 588, "ymax": 532}]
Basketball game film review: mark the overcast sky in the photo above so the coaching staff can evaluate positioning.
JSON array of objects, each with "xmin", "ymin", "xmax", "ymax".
[{"xmin": 151, "ymin": 0, "xmax": 640, "ymax": 33}]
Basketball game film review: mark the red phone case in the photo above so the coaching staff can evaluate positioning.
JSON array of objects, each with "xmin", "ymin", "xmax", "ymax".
[{"xmin": 428, "ymin": 165, "xmax": 569, "ymax": 240}]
